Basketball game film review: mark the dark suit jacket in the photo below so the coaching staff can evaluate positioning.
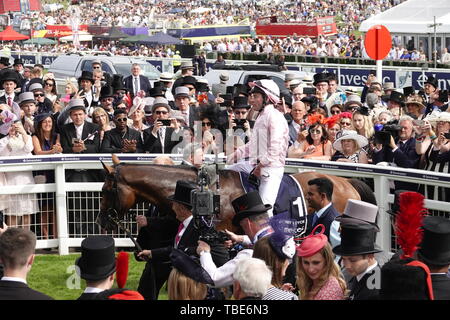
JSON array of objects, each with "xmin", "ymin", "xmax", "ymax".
[
  {"xmin": 0, "ymin": 94, "xmax": 20, "ymax": 105},
  {"xmin": 60, "ymin": 121, "xmax": 100, "ymax": 154},
  {"xmin": 348, "ymin": 265, "xmax": 381, "ymax": 300},
  {"xmin": 123, "ymin": 74, "xmax": 152, "ymax": 97},
  {"xmin": 100, "ymin": 127, "xmax": 144, "ymax": 153},
  {"xmin": 143, "ymin": 126, "xmax": 182, "ymax": 154},
  {"xmin": 77, "ymin": 292, "xmax": 98, "ymax": 300},
  {"xmin": 306, "ymin": 204, "xmax": 339, "ymax": 240},
  {"xmin": 432, "ymin": 273, "xmax": 450, "ymax": 300},
  {"xmin": 0, "ymin": 280, "xmax": 53, "ymax": 300},
  {"xmin": 151, "ymin": 218, "xmax": 229, "ymax": 268}
]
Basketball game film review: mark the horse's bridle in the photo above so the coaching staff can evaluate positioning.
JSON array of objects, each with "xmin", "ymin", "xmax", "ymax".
[{"xmin": 103, "ymin": 164, "xmax": 123, "ymax": 216}]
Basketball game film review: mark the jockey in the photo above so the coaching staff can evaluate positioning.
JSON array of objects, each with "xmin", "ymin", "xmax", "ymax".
[{"xmin": 227, "ymin": 79, "xmax": 289, "ymax": 217}]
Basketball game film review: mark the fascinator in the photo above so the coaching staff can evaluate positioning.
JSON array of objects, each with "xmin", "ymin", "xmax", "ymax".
[
  {"xmin": 296, "ymin": 224, "xmax": 328, "ymax": 258},
  {"xmin": 268, "ymin": 217, "xmax": 298, "ymax": 259},
  {"xmin": 170, "ymin": 249, "xmax": 214, "ymax": 285}
]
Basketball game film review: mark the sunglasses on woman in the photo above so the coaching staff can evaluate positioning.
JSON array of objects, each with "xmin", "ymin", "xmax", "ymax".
[{"xmin": 202, "ymin": 122, "xmax": 212, "ymax": 127}]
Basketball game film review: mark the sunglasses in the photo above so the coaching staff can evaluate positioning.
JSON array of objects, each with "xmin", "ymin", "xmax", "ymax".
[
  {"xmin": 45, "ymin": 83, "xmax": 54, "ymax": 87},
  {"xmin": 202, "ymin": 122, "xmax": 212, "ymax": 127},
  {"xmin": 310, "ymin": 129, "xmax": 322, "ymax": 134},
  {"xmin": 34, "ymin": 93, "xmax": 45, "ymax": 97},
  {"xmin": 234, "ymin": 111, "xmax": 247, "ymax": 115},
  {"xmin": 331, "ymin": 110, "xmax": 341, "ymax": 115},
  {"xmin": 155, "ymin": 110, "xmax": 168, "ymax": 115},
  {"xmin": 116, "ymin": 117, "xmax": 127, "ymax": 122},
  {"xmin": 341, "ymin": 122, "xmax": 352, "ymax": 126},
  {"xmin": 93, "ymin": 66, "xmax": 101, "ymax": 69}
]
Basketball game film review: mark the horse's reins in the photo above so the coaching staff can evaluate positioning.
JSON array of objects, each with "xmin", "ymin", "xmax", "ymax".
[{"xmin": 104, "ymin": 164, "xmax": 123, "ymax": 215}]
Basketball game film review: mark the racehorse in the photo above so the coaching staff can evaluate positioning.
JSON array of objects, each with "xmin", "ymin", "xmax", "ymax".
[{"xmin": 97, "ymin": 155, "xmax": 375, "ymax": 233}]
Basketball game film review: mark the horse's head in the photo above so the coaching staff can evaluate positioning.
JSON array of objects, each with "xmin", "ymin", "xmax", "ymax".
[{"xmin": 96, "ymin": 155, "xmax": 136, "ymax": 231}]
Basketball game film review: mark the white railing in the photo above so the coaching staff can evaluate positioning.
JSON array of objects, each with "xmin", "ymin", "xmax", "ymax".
[{"xmin": 0, "ymin": 154, "xmax": 449, "ymax": 255}]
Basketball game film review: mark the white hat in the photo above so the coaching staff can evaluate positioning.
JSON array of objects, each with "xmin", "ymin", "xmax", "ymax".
[
  {"xmin": 219, "ymin": 72, "xmax": 229, "ymax": 82},
  {"xmin": 332, "ymin": 129, "xmax": 368, "ymax": 152},
  {"xmin": 302, "ymin": 74, "xmax": 313, "ymax": 84},
  {"xmin": 424, "ymin": 111, "xmax": 450, "ymax": 125},
  {"xmin": 335, "ymin": 199, "xmax": 380, "ymax": 231},
  {"xmin": 159, "ymin": 72, "xmax": 174, "ymax": 82}
]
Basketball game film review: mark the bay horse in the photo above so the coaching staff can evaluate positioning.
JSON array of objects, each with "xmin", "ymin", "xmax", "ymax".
[{"xmin": 96, "ymin": 155, "xmax": 375, "ymax": 233}]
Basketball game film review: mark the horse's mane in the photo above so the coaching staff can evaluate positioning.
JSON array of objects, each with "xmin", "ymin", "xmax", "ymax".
[{"xmin": 113, "ymin": 163, "xmax": 199, "ymax": 173}]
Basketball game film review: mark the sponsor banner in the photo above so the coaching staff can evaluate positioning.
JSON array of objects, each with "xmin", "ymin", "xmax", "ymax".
[
  {"xmin": 315, "ymin": 67, "xmax": 396, "ymax": 88},
  {"xmin": 11, "ymin": 54, "xmax": 36, "ymax": 65},
  {"xmin": 147, "ymin": 60, "xmax": 162, "ymax": 72},
  {"xmin": 411, "ymin": 71, "xmax": 450, "ymax": 91},
  {"xmin": 41, "ymin": 55, "xmax": 58, "ymax": 66}
]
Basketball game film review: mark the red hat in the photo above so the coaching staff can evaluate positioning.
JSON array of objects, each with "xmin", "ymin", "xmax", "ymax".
[{"xmin": 296, "ymin": 224, "xmax": 328, "ymax": 257}]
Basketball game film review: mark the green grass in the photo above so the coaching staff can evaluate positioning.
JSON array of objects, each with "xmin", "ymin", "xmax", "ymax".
[{"xmin": 28, "ymin": 252, "xmax": 168, "ymax": 300}]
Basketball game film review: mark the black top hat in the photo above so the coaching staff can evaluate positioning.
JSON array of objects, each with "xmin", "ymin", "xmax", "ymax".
[
  {"xmin": 280, "ymin": 89, "xmax": 292, "ymax": 107},
  {"xmin": 332, "ymin": 224, "xmax": 382, "ymax": 256},
  {"xmin": 13, "ymin": 58, "xmax": 24, "ymax": 66},
  {"xmin": 425, "ymin": 76, "xmax": 438, "ymax": 88},
  {"xmin": 226, "ymin": 86, "xmax": 235, "ymax": 95},
  {"xmin": 232, "ymin": 191, "xmax": 272, "ymax": 226},
  {"xmin": 418, "ymin": 216, "xmax": 450, "ymax": 266},
  {"xmin": 233, "ymin": 84, "xmax": 249, "ymax": 97},
  {"xmin": 149, "ymin": 86, "xmax": 165, "ymax": 98},
  {"xmin": 78, "ymin": 70, "xmax": 95, "ymax": 83},
  {"xmin": 100, "ymin": 85, "xmax": 114, "ymax": 100},
  {"xmin": 195, "ymin": 82, "xmax": 209, "ymax": 93},
  {"xmin": 387, "ymin": 190, "xmax": 408, "ymax": 215},
  {"xmin": 232, "ymin": 96, "xmax": 250, "ymax": 109},
  {"xmin": 170, "ymin": 249, "xmax": 214, "ymax": 285},
  {"xmin": 437, "ymin": 90, "xmax": 448, "ymax": 103},
  {"xmin": 75, "ymin": 236, "xmax": 116, "ymax": 281},
  {"xmin": 379, "ymin": 258, "xmax": 432, "ymax": 300},
  {"xmin": 313, "ymin": 73, "xmax": 330, "ymax": 86},
  {"xmin": 0, "ymin": 69, "xmax": 20, "ymax": 86},
  {"xmin": 387, "ymin": 91, "xmax": 405, "ymax": 105},
  {"xmin": 181, "ymin": 76, "xmax": 197, "ymax": 87},
  {"xmin": 403, "ymin": 86, "xmax": 415, "ymax": 98},
  {"xmin": 112, "ymin": 74, "xmax": 127, "ymax": 92},
  {"xmin": 167, "ymin": 180, "xmax": 198, "ymax": 208},
  {"xmin": 0, "ymin": 57, "xmax": 10, "ymax": 66}
]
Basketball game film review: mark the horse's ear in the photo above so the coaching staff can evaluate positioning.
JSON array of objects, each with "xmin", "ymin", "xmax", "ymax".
[
  {"xmin": 112, "ymin": 154, "xmax": 120, "ymax": 166},
  {"xmin": 101, "ymin": 160, "xmax": 114, "ymax": 175}
]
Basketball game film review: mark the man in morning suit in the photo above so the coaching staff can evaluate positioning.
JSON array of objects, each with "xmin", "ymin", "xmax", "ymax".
[
  {"xmin": 0, "ymin": 228, "xmax": 53, "ymax": 300},
  {"xmin": 143, "ymin": 97, "xmax": 182, "ymax": 154},
  {"xmin": 333, "ymin": 224, "xmax": 382, "ymax": 300},
  {"xmin": 100, "ymin": 109, "xmax": 143, "ymax": 153},
  {"xmin": 418, "ymin": 216, "xmax": 450, "ymax": 300},
  {"xmin": 123, "ymin": 63, "xmax": 152, "ymax": 97},
  {"xmin": 136, "ymin": 180, "xmax": 229, "ymax": 300},
  {"xmin": 305, "ymin": 177, "xmax": 339, "ymax": 240}
]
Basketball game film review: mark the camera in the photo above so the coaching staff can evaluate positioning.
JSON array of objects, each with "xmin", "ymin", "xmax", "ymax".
[
  {"xmin": 303, "ymin": 87, "xmax": 316, "ymax": 95},
  {"xmin": 233, "ymin": 119, "xmax": 247, "ymax": 130},
  {"xmin": 159, "ymin": 119, "xmax": 172, "ymax": 126},
  {"xmin": 374, "ymin": 120, "xmax": 402, "ymax": 146}
]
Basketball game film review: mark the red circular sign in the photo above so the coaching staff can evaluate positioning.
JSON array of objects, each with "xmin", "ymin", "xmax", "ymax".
[{"xmin": 364, "ymin": 25, "xmax": 392, "ymax": 60}]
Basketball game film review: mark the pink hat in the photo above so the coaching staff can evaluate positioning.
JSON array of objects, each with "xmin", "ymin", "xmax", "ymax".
[{"xmin": 296, "ymin": 224, "xmax": 328, "ymax": 258}]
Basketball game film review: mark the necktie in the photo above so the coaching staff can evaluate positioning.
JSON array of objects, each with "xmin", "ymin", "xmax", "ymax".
[
  {"xmin": 134, "ymin": 77, "xmax": 139, "ymax": 95},
  {"xmin": 311, "ymin": 213, "xmax": 318, "ymax": 227},
  {"xmin": 175, "ymin": 223, "xmax": 184, "ymax": 246},
  {"xmin": 159, "ymin": 127, "xmax": 165, "ymax": 153},
  {"xmin": 7, "ymin": 96, "xmax": 12, "ymax": 107}
]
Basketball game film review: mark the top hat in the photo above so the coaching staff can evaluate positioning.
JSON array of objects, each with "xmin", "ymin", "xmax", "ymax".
[
  {"xmin": 99, "ymin": 85, "xmax": 114, "ymax": 100},
  {"xmin": 149, "ymin": 86, "xmax": 165, "ymax": 98},
  {"xmin": 29, "ymin": 82, "xmax": 44, "ymax": 92},
  {"xmin": 386, "ymin": 189, "xmax": 408, "ymax": 215},
  {"xmin": 0, "ymin": 56, "xmax": 10, "ymax": 66},
  {"xmin": 379, "ymin": 258, "xmax": 433, "ymax": 300},
  {"xmin": 0, "ymin": 69, "xmax": 20, "ymax": 86},
  {"xmin": 332, "ymin": 224, "xmax": 382, "ymax": 256},
  {"xmin": 75, "ymin": 236, "xmax": 116, "ymax": 281},
  {"xmin": 232, "ymin": 96, "xmax": 251, "ymax": 109},
  {"xmin": 170, "ymin": 249, "xmax": 214, "ymax": 285},
  {"xmin": 78, "ymin": 70, "xmax": 95, "ymax": 83},
  {"xmin": 167, "ymin": 180, "xmax": 198, "ymax": 208},
  {"xmin": 151, "ymin": 97, "xmax": 171, "ymax": 113},
  {"xmin": 233, "ymin": 84, "xmax": 249, "ymax": 97},
  {"xmin": 13, "ymin": 58, "xmax": 24, "ymax": 66},
  {"xmin": 112, "ymin": 74, "xmax": 127, "ymax": 92},
  {"xmin": 387, "ymin": 91, "xmax": 405, "ymax": 105},
  {"xmin": 232, "ymin": 191, "xmax": 272, "ymax": 226},
  {"xmin": 335, "ymin": 199, "xmax": 379, "ymax": 231},
  {"xmin": 18, "ymin": 92, "xmax": 36, "ymax": 106},
  {"xmin": 175, "ymin": 86, "xmax": 190, "ymax": 98},
  {"xmin": 182, "ymin": 76, "xmax": 197, "ymax": 87},
  {"xmin": 418, "ymin": 216, "xmax": 450, "ymax": 266},
  {"xmin": 313, "ymin": 73, "xmax": 329, "ymax": 86},
  {"xmin": 67, "ymin": 98, "xmax": 86, "ymax": 113},
  {"xmin": 403, "ymin": 86, "xmax": 415, "ymax": 98},
  {"xmin": 425, "ymin": 76, "xmax": 438, "ymax": 88},
  {"xmin": 180, "ymin": 61, "xmax": 194, "ymax": 70},
  {"xmin": 437, "ymin": 90, "xmax": 449, "ymax": 103},
  {"xmin": 219, "ymin": 72, "xmax": 229, "ymax": 82}
]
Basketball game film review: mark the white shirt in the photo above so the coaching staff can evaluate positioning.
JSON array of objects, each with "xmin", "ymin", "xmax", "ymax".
[
  {"xmin": 175, "ymin": 215, "xmax": 193, "ymax": 248},
  {"xmin": 1, "ymin": 276, "xmax": 27, "ymax": 284},
  {"xmin": 83, "ymin": 287, "xmax": 105, "ymax": 294},
  {"xmin": 75, "ymin": 123, "xmax": 84, "ymax": 140},
  {"xmin": 356, "ymin": 261, "xmax": 378, "ymax": 282}
]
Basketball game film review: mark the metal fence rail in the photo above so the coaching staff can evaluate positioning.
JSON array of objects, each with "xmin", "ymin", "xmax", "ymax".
[{"xmin": 0, "ymin": 154, "xmax": 449, "ymax": 254}]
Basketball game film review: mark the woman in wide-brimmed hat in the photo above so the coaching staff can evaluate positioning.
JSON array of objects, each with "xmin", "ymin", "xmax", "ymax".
[
  {"xmin": 331, "ymin": 129, "xmax": 369, "ymax": 164},
  {"xmin": 405, "ymin": 94, "xmax": 426, "ymax": 120}
]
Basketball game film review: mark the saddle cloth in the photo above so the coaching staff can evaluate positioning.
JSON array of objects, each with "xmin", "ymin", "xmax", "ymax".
[{"xmin": 239, "ymin": 172, "xmax": 308, "ymax": 238}]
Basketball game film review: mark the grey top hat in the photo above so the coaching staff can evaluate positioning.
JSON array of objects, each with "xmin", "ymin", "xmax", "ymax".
[
  {"xmin": 29, "ymin": 83, "xmax": 44, "ymax": 92},
  {"xmin": 344, "ymin": 94, "xmax": 362, "ymax": 108},
  {"xmin": 335, "ymin": 199, "xmax": 380, "ymax": 231},
  {"xmin": 175, "ymin": 86, "xmax": 190, "ymax": 98},
  {"xmin": 152, "ymin": 97, "xmax": 171, "ymax": 113},
  {"xmin": 285, "ymin": 73, "xmax": 297, "ymax": 82},
  {"xmin": 67, "ymin": 98, "xmax": 86, "ymax": 112},
  {"xmin": 181, "ymin": 61, "xmax": 194, "ymax": 70},
  {"xmin": 18, "ymin": 92, "xmax": 36, "ymax": 105}
]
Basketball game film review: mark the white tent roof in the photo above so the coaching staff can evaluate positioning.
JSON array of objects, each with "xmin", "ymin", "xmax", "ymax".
[{"xmin": 359, "ymin": 0, "xmax": 450, "ymax": 34}]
